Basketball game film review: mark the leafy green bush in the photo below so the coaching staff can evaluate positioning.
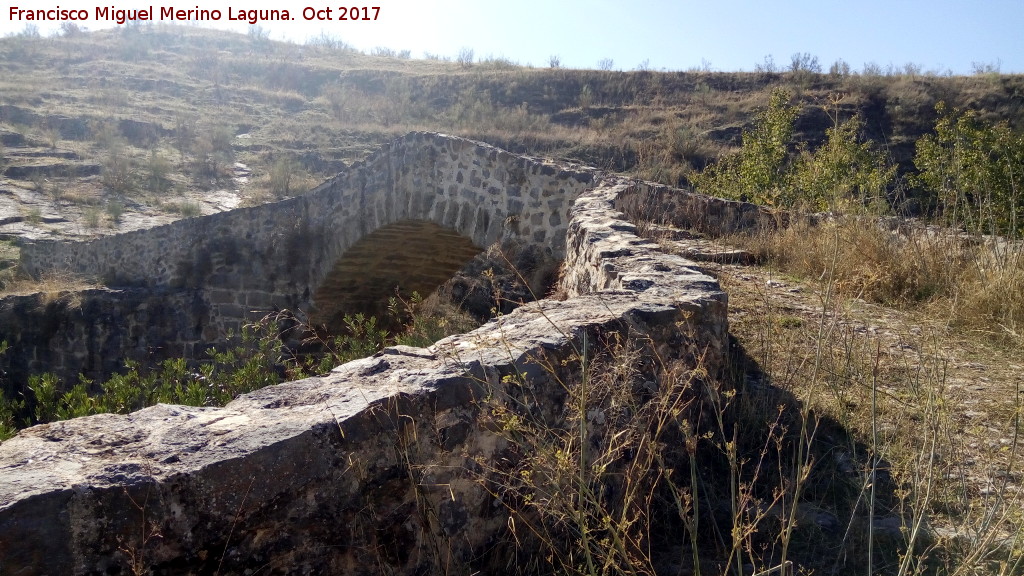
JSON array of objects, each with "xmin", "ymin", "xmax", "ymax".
[
  {"xmin": 305, "ymin": 313, "xmax": 390, "ymax": 374},
  {"xmin": 914, "ymin": 103, "xmax": 1024, "ymax": 236},
  {"xmin": 693, "ymin": 89, "xmax": 895, "ymax": 211},
  {"xmin": 691, "ymin": 88, "xmax": 797, "ymax": 206},
  {"xmin": 0, "ymin": 341, "xmax": 20, "ymax": 441},
  {"xmin": 9, "ymin": 324, "xmax": 288, "ymax": 431},
  {"xmin": 790, "ymin": 113, "xmax": 896, "ymax": 211}
]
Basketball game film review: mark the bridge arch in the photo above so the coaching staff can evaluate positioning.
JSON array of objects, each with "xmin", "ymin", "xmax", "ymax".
[{"xmin": 310, "ymin": 219, "xmax": 483, "ymax": 328}]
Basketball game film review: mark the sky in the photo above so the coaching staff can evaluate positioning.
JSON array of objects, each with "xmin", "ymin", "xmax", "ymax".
[{"xmin": 2, "ymin": 0, "xmax": 1022, "ymax": 74}]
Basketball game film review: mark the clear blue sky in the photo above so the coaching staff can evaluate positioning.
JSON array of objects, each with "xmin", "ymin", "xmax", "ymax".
[{"xmin": 2, "ymin": 0, "xmax": 1022, "ymax": 74}]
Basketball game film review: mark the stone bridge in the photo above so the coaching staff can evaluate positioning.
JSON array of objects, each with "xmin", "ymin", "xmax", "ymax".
[
  {"xmin": 0, "ymin": 133, "xmax": 779, "ymax": 575},
  {"xmin": 6, "ymin": 133, "xmax": 598, "ymax": 381},
  {"xmin": 19, "ymin": 131, "xmax": 596, "ymax": 336}
]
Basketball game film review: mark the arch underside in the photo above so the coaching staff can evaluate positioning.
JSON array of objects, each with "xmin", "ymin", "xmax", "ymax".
[{"xmin": 311, "ymin": 219, "xmax": 483, "ymax": 330}]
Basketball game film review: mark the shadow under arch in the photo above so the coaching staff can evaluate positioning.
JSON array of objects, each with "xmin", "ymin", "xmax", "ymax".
[{"xmin": 310, "ymin": 219, "xmax": 483, "ymax": 330}]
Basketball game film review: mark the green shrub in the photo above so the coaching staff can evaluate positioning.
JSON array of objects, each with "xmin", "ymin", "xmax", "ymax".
[
  {"xmin": 790, "ymin": 113, "xmax": 896, "ymax": 211},
  {"xmin": 0, "ymin": 296, "xmax": 481, "ymax": 440},
  {"xmin": 690, "ymin": 88, "xmax": 798, "ymax": 206},
  {"xmin": 27, "ymin": 373, "xmax": 61, "ymax": 423},
  {"xmin": 693, "ymin": 89, "xmax": 894, "ymax": 211},
  {"xmin": 915, "ymin": 103, "xmax": 1024, "ymax": 236},
  {"xmin": 0, "ymin": 341, "xmax": 20, "ymax": 442}
]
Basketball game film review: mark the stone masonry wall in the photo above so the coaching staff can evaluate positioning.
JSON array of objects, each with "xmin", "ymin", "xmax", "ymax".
[
  {"xmin": 613, "ymin": 179, "xmax": 784, "ymax": 236},
  {"xmin": 1, "ymin": 134, "xmax": 779, "ymax": 389},
  {"xmin": 0, "ymin": 144, "xmax": 740, "ymax": 574},
  {"xmin": 0, "ymin": 288, "xmax": 207, "ymax": 389}
]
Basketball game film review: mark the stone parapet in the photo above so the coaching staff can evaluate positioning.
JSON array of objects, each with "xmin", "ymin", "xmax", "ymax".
[{"xmin": 18, "ymin": 132, "xmax": 596, "ymax": 294}]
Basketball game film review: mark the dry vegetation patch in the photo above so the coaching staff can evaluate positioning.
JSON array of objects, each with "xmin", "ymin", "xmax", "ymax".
[
  {"xmin": 0, "ymin": 269, "xmax": 99, "ymax": 299},
  {"xmin": 730, "ymin": 218, "xmax": 1023, "ymax": 345},
  {"xmin": 652, "ymin": 221, "xmax": 1024, "ymax": 574}
]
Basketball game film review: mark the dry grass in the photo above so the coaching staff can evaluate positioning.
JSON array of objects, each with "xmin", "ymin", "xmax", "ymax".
[
  {"xmin": 0, "ymin": 270, "xmax": 99, "ymax": 300},
  {"xmin": 617, "ymin": 206, "xmax": 1024, "ymax": 574},
  {"xmin": 732, "ymin": 217, "xmax": 1023, "ymax": 346},
  {"xmin": 716, "ymin": 258, "xmax": 1023, "ymax": 575}
]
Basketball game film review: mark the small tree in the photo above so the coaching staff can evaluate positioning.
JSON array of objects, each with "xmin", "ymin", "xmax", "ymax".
[
  {"xmin": 691, "ymin": 88, "xmax": 797, "ymax": 205},
  {"xmin": 789, "ymin": 52, "xmax": 821, "ymax": 74},
  {"xmin": 59, "ymin": 22, "xmax": 82, "ymax": 37},
  {"xmin": 789, "ymin": 52, "xmax": 821, "ymax": 87},
  {"xmin": 791, "ymin": 114, "xmax": 896, "ymax": 211},
  {"xmin": 754, "ymin": 54, "xmax": 778, "ymax": 74},
  {"xmin": 306, "ymin": 31, "xmax": 345, "ymax": 51},
  {"xmin": 693, "ymin": 90, "xmax": 895, "ymax": 211},
  {"xmin": 456, "ymin": 47, "xmax": 474, "ymax": 68},
  {"xmin": 828, "ymin": 59, "xmax": 851, "ymax": 77},
  {"xmin": 248, "ymin": 25, "xmax": 270, "ymax": 44},
  {"xmin": 915, "ymin": 103, "xmax": 1024, "ymax": 236}
]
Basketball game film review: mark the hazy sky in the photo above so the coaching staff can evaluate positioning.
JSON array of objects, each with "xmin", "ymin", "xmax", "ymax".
[{"xmin": 2, "ymin": 0, "xmax": 1022, "ymax": 74}]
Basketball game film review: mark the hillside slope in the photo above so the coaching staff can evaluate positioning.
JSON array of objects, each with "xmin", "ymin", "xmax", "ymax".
[{"xmin": 1, "ymin": 24, "xmax": 1022, "ymax": 248}]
